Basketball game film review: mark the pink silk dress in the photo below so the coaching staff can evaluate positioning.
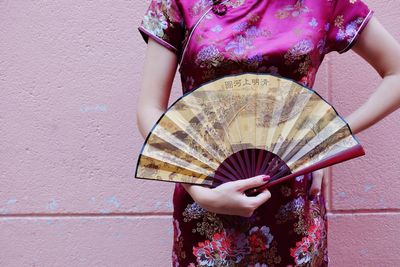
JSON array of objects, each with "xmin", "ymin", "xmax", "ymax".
[{"xmin": 138, "ymin": 0, "xmax": 373, "ymax": 266}]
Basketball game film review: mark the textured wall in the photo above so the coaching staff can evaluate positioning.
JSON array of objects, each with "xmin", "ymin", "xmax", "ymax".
[{"xmin": 0, "ymin": 0, "xmax": 399, "ymax": 266}]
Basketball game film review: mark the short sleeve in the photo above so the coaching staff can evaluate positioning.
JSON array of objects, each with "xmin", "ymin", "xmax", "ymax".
[
  {"xmin": 326, "ymin": 0, "xmax": 374, "ymax": 54},
  {"xmin": 138, "ymin": 0, "xmax": 186, "ymax": 58}
]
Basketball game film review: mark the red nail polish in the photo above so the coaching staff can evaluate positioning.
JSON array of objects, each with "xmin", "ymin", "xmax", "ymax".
[{"xmin": 263, "ymin": 175, "xmax": 270, "ymax": 181}]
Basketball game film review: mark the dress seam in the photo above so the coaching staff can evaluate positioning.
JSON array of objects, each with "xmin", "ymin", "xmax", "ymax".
[
  {"xmin": 178, "ymin": 0, "xmax": 231, "ymax": 69},
  {"xmin": 338, "ymin": 9, "xmax": 374, "ymax": 54},
  {"xmin": 138, "ymin": 25, "xmax": 179, "ymax": 53}
]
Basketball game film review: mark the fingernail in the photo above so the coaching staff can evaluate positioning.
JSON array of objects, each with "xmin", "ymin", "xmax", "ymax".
[{"xmin": 263, "ymin": 175, "xmax": 270, "ymax": 181}]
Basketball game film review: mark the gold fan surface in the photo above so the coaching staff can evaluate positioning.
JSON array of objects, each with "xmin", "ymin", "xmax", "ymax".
[{"xmin": 135, "ymin": 72, "xmax": 363, "ymax": 187}]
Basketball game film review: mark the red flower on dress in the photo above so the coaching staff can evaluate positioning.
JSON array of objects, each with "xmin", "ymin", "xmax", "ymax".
[
  {"xmin": 290, "ymin": 236, "xmax": 313, "ymax": 265},
  {"xmin": 290, "ymin": 218, "xmax": 324, "ymax": 265},
  {"xmin": 192, "ymin": 228, "xmax": 251, "ymax": 265},
  {"xmin": 193, "ymin": 231, "xmax": 232, "ymax": 266},
  {"xmin": 248, "ymin": 225, "xmax": 274, "ymax": 254}
]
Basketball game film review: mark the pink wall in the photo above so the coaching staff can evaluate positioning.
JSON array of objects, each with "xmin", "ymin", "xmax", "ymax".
[{"xmin": 0, "ymin": 0, "xmax": 399, "ymax": 266}]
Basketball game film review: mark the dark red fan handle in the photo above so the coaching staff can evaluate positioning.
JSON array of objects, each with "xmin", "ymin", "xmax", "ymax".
[{"xmin": 211, "ymin": 148, "xmax": 292, "ymax": 197}]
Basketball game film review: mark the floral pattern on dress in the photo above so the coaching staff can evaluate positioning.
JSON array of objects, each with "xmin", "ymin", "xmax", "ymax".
[
  {"xmin": 183, "ymin": 202, "xmax": 225, "ymax": 239},
  {"xmin": 325, "ymin": 0, "xmax": 373, "ymax": 53},
  {"xmin": 189, "ymin": 0, "xmax": 213, "ymax": 17},
  {"xmin": 225, "ymin": 0, "xmax": 246, "ymax": 8},
  {"xmin": 289, "ymin": 195, "xmax": 328, "ymax": 266},
  {"xmin": 172, "ymin": 218, "xmax": 187, "ymax": 265},
  {"xmin": 335, "ymin": 17, "xmax": 366, "ymax": 44},
  {"xmin": 275, "ymin": 197, "xmax": 305, "ymax": 225},
  {"xmin": 191, "ymin": 224, "xmax": 283, "ymax": 266},
  {"xmin": 192, "ymin": 229, "xmax": 250, "ymax": 266},
  {"xmin": 275, "ymin": 0, "xmax": 310, "ymax": 19},
  {"xmin": 142, "ymin": 7, "xmax": 168, "ymax": 39},
  {"xmin": 141, "ymin": 0, "xmax": 182, "ymax": 39},
  {"xmin": 195, "ymin": 45, "xmax": 224, "ymax": 69},
  {"xmin": 225, "ymin": 13, "xmax": 272, "ymax": 60},
  {"xmin": 171, "ymin": 173, "xmax": 328, "ymax": 266},
  {"xmin": 138, "ymin": 0, "xmax": 187, "ymax": 57},
  {"xmin": 190, "ymin": 11, "xmax": 275, "ymax": 82}
]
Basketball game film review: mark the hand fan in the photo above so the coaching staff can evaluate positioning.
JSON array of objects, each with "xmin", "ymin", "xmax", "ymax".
[{"xmin": 134, "ymin": 72, "xmax": 365, "ymax": 196}]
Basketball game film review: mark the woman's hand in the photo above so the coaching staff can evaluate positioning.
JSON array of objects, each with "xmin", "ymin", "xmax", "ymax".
[
  {"xmin": 309, "ymin": 167, "xmax": 329, "ymax": 198},
  {"xmin": 182, "ymin": 174, "xmax": 272, "ymax": 218}
]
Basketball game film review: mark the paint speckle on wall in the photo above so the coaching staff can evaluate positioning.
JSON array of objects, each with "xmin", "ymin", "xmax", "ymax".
[
  {"xmin": 165, "ymin": 201, "xmax": 173, "ymax": 209},
  {"xmin": 80, "ymin": 104, "xmax": 107, "ymax": 113},
  {"xmin": 0, "ymin": 208, "xmax": 8, "ymax": 214},
  {"xmin": 167, "ymin": 225, "xmax": 173, "ymax": 235},
  {"xmin": 360, "ymin": 248, "xmax": 369, "ymax": 256},
  {"xmin": 113, "ymin": 232, "xmax": 121, "ymax": 238},
  {"xmin": 7, "ymin": 198, "xmax": 17, "ymax": 205},
  {"xmin": 154, "ymin": 201, "xmax": 162, "ymax": 209},
  {"xmin": 364, "ymin": 184, "xmax": 374, "ymax": 192},
  {"xmin": 158, "ymin": 235, "xmax": 170, "ymax": 246},
  {"xmin": 107, "ymin": 196, "xmax": 121, "ymax": 209},
  {"xmin": 46, "ymin": 219, "xmax": 55, "ymax": 225},
  {"xmin": 46, "ymin": 199, "xmax": 58, "ymax": 211},
  {"xmin": 378, "ymin": 196, "xmax": 387, "ymax": 207},
  {"xmin": 100, "ymin": 208, "xmax": 110, "ymax": 214}
]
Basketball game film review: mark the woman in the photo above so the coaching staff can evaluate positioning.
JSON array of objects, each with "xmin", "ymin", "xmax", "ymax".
[{"xmin": 136, "ymin": 0, "xmax": 400, "ymax": 266}]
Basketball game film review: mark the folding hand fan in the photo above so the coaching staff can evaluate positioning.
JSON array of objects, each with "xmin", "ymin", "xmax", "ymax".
[{"xmin": 134, "ymin": 72, "xmax": 365, "ymax": 196}]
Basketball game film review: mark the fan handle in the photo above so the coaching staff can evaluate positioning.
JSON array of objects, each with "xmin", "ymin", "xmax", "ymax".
[{"xmin": 245, "ymin": 143, "xmax": 365, "ymax": 196}]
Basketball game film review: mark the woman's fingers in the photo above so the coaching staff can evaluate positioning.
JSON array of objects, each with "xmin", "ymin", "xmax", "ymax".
[
  {"xmin": 235, "ymin": 174, "xmax": 270, "ymax": 191},
  {"xmin": 208, "ymin": 175, "xmax": 274, "ymax": 217},
  {"xmin": 247, "ymin": 188, "xmax": 272, "ymax": 208},
  {"xmin": 309, "ymin": 168, "xmax": 324, "ymax": 196}
]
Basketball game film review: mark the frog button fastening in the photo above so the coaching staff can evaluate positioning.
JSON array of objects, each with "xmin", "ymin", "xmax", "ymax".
[{"xmin": 212, "ymin": 0, "xmax": 227, "ymax": 16}]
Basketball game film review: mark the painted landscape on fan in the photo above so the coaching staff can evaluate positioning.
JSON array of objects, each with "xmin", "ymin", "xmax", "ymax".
[{"xmin": 135, "ymin": 73, "xmax": 365, "ymax": 192}]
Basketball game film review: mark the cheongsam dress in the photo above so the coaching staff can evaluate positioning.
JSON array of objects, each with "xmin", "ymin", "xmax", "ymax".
[{"xmin": 137, "ymin": 0, "xmax": 374, "ymax": 266}]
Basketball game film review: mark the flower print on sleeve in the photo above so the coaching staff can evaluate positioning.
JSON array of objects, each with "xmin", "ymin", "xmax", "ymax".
[
  {"xmin": 325, "ymin": 0, "xmax": 374, "ymax": 54},
  {"xmin": 138, "ymin": 0, "xmax": 186, "ymax": 58}
]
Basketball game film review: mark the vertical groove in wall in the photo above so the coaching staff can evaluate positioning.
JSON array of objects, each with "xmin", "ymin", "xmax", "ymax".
[{"xmin": 326, "ymin": 55, "xmax": 334, "ymax": 213}]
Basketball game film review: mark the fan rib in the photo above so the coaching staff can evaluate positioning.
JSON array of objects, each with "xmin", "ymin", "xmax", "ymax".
[
  {"xmin": 236, "ymin": 150, "xmax": 250, "ymax": 178},
  {"xmin": 217, "ymin": 159, "xmax": 242, "ymax": 180},
  {"xmin": 273, "ymin": 90, "xmax": 313, "ymax": 155},
  {"xmin": 288, "ymin": 116, "xmax": 345, "ymax": 165},
  {"xmin": 142, "ymin": 146, "xmax": 213, "ymax": 176},
  {"xmin": 200, "ymin": 88, "xmax": 236, "ymax": 157},
  {"xmin": 255, "ymin": 149, "xmax": 266, "ymax": 174},
  {"xmin": 280, "ymin": 104, "xmax": 331, "ymax": 161},
  {"xmin": 259, "ymin": 150, "xmax": 273, "ymax": 175},
  {"xmin": 226, "ymin": 152, "xmax": 247, "ymax": 179},
  {"xmin": 152, "ymin": 124, "xmax": 220, "ymax": 170}
]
